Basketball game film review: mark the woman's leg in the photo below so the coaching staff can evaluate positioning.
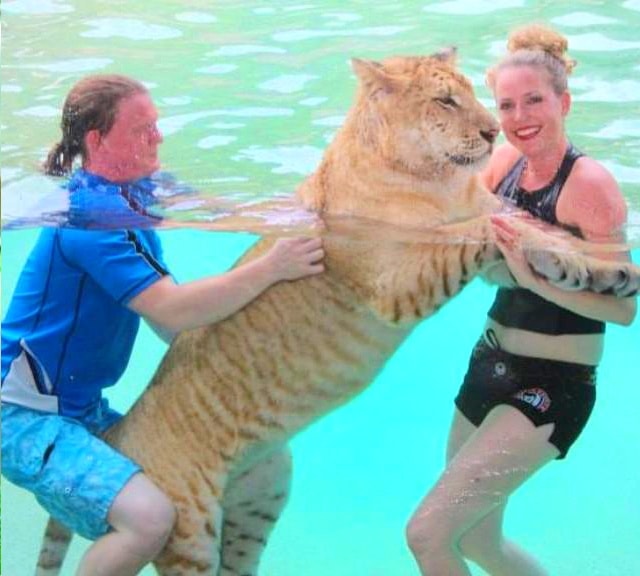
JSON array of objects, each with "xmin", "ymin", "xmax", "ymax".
[
  {"xmin": 406, "ymin": 405, "xmax": 558, "ymax": 576},
  {"xmin": 458, "ymin": 505, "xmax": 547, "ymax": 576},
  {"xmin": 76, "ymin": 473, "xmax": 176, "ymax": 576},
  {"xmin": 446, "ymin": 409, "xmax": 548, "ymax": 576}
]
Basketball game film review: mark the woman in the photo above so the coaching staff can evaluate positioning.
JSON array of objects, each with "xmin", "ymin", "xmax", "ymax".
[
  {"xmin": 405, "ymin": 25, "xmax": 636, "ymax": 575},
  {"xmin": 1, "ymin": 74, "xmax": 324, "ymax": 576}
]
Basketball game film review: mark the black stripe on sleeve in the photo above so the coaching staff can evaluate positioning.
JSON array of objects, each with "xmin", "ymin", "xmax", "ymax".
[{"xmin": 126, "ymin": 230, "xmax": 169, "ymax": 276}]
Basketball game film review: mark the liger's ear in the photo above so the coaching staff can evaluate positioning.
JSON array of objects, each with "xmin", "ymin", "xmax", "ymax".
[
  {"xmin": 351, "ymin": 58, "xmax": 399, "ymax": 96},
  {"xmin": 431, "ymin": 46, "xmax": 458, "ymax": 66}
]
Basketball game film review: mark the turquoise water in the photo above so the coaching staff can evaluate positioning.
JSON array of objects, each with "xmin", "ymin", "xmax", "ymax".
[{"xmin": 2, "ymin": 0, "xmax": 640, "ymax": 574}]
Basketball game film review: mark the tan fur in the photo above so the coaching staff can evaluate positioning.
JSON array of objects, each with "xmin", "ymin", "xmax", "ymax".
[{"xmin": 37, "ymin": 53, "xmax": 639, "ymax": 576}]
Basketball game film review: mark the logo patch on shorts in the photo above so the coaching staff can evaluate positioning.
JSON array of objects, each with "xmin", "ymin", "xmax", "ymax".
[{"xmin": 513, "ymin": 387, "xmax": 551, "ymax": 413}]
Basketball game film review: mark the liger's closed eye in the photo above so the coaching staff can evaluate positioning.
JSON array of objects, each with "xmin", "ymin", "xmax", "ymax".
[{"xmin": 434, "ymin": 96, "xmax": 459, "ymax": 109}]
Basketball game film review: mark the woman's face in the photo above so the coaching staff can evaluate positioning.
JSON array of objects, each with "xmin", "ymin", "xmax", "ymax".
[{"xmin": 493, "ymin": 64, "xmax": 570, "ymax": 158}]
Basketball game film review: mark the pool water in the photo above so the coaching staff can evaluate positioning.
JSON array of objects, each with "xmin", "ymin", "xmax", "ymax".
[{"xmin": 2, "ymin": 1, "xmax": 640, "ymax": 574}]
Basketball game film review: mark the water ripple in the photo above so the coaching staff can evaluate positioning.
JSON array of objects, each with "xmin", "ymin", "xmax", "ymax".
[
  {"xmin": 1, "ymin": 167, "xmax": 24, "ymax": 182},
  {"xmin": 197, "ymin": 135, "xmax": 237, "ymax": 150},
  {"xmin": 233, "ymin": 145, "xmax": 323, "ymax": 175},
  {"xmin": 602, "ymin": 161, "xmax": 640, "ymax": 184},
  {"xmin": 568, "ymin": 32, "xmax": 640, "ymax": 51},
  {"xmin": 14, "ymin": 105, "xmax": 60, "ymax": 118},
  {"xmin": 5, "ymin": 58, "xmax": 112, "ymax": 73},
  {"xmin": 2, "ymin": 175, "xmax": 68, "ymax": 223},
  {"xmin": 82, "ymin": 18, "xmax": 183, "ymax": 40},
  {"xmin": 487, "ymin": 32, "xmax": 640, "ymax": 58},
  {"xmin": 210, "ymin": 122, "xmax": 245, "ymax": 129},
  {"xmin": 323, "ymin": 12, "xmax": 362, "ymax": 25},
  {"xmin": 160, "ymin": 112, "xmax": 226, "ymax": 137},
  {"xmin": 212, "ymin": 44, "xmax": 287, "ymax": 56},
  {"xmin": 259, "ymin": 74, "xmax": 318, "ymax": 94},
  {"xmin": 423, "ymin": 0, "xmax": 524, "ymax": 15},
  {"xmin": 175, "ymin": 11, "xmax": 218, "ymax": 24},
  {"xmin": 312, "ymin": 115, "xmax": 346, "ymax": 127},
  {"xmin": 1, "ymin": 84, "xmax": 23, "ymax": 93},
  {"xmin": 160, "ymin": 108, "xmax": 294, "ymax": 137},
  {"xmin": 283, "ymin": 4, "xmax": 317, "ymax": 12},
  {"xmin": 571, "ymin": 77, "xmax": 640, "ymax": 103},
  {"xmin": 161, "ymin": 96, "xmax": 193, "ymax": 106},
  {"xmin": 299, "ymin": 97, "xmax": 328, "ymax": 107},
  {"xmin": 588, "ymin": 120, "xmax": 640, "ymax": 139},
  {"xmin": 196, "ymin": 64, "xmax": 238, "ymax": 75},
  {"xmin": 222, "ymin": 107, "xmax": 295, "ymax": 118},
  {"xmin": 551, "ymin": 12, "xmax": 619, "ymax": 27},
  {"xmin": 273, "ymin": 26, "xmax": 410, "ymax": 42},
  {"xmin": 3, "ymin": 0, "xmax": 74, "ymax": 15}
]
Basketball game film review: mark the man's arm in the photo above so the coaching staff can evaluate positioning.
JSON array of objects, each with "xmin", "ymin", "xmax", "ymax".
[{"xmin": 129, "ymin": 236, "xmax": 323, "ymax": 336}]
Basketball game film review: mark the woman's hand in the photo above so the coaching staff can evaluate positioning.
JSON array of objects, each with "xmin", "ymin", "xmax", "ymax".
[
  {"xmin": 491, "ymin": 215, "xmax": 541, "ymax": 291},
  {"xmin": 491, "ymin": 213, "xmax": 637, "ymax": 325},
  {"xmin": 263, "ymin": 236, "xmax": 325, "ymax": 282}
]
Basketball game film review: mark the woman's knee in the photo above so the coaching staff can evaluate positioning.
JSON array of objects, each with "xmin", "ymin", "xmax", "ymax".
[{"xmin": 405, "ymin": 501, "xmax": 457, "ymax": 558}]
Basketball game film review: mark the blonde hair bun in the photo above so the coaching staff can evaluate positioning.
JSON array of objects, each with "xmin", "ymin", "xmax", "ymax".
[{"xmin": 507, "ymin": 24, "xmax": 576, "ymax": 74}]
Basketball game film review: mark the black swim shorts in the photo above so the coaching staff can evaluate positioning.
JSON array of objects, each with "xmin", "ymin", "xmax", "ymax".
[{"xmin": 454, "ymin": 338, "xmax": 596, "ymax": 459}]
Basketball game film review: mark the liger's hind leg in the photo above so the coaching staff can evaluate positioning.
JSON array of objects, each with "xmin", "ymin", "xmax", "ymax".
[
  {"xmin": 219, "ymin": 446, "xmax": 293, "ymax": 576},
  {"xmin": 154, "ymin": 498, "xmax": 224, "ymax": 576}
]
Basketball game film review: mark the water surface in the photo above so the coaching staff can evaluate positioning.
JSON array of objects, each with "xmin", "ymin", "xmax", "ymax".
[{"xmin": 2, "ymin": 1, "xmax": 639, "ymax": 574}]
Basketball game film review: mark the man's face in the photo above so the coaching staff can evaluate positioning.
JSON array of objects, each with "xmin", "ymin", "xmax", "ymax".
[{"xmin": 90, "ymin": 92, "xmax": 163, "ymax": 182}]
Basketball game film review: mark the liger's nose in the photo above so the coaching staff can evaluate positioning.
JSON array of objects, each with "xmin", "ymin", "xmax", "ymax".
[{"xmin": 480, "ymin": 127, "xmax": 499, "ymax": 144}]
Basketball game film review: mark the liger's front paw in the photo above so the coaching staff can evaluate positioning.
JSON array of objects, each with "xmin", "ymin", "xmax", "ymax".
[
  {"xmin": 526, "ymin": 248, "xmax": 640, "ymax": 297},
  {"xmin": 524, "ymin": 249, "xmax": 590, "ymax": 291},
  {"xmin": 589, "ymin": 264, "xmax": 639, "ymax": 297}
]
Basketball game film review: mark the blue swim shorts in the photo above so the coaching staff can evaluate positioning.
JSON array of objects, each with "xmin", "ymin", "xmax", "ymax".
[{"xmin": 1, "ymin": 401, "xmax": 141, "ymax": 540}]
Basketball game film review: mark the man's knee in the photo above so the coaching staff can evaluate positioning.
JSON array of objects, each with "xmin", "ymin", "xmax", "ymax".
[
  {"xmin": 136, "ymin": 490, "xmax": 176, "ymax": 548},
  {"xmin": 109, "ymin": 474, "xmax": 177, "ymax": 556}
]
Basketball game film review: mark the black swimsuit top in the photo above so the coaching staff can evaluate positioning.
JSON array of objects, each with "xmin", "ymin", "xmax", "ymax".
[{"xmin": 488, "ymin": 144, "xmax": 605, "ymax": 335}]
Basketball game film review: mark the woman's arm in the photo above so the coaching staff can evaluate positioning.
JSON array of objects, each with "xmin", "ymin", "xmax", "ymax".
[
  {"xmin": 128, "ymin": 236, "xmax": 324, "ymax": 335},
  {"xmin": 492, "ymin": 160, "xmax": 637, "ymax": 325},
  {"xmin": 494, "ymin": 231, "xmax": 636, "ymax": 325}
]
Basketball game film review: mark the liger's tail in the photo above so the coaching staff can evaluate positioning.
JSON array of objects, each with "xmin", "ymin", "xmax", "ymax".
[{"xmin": 35, "ymin": 517, "xmax": 73, "ymax": 576}]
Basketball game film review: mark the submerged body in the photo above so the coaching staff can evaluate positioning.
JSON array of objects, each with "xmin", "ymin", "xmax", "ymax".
[
  {"xmin": 407, "ymin": 24, "xmax": 636, "ymax": 576},
  {"xmin": 106, "ymin": 216, "xmax": 501, "ymax": 573},
  {"xmin": 2, "ymin": 75, "xmax": 325, "ymax": 576},
  {"xmin": 36, "ymin": 54, "xmax": 640, "ymax": 575}
]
